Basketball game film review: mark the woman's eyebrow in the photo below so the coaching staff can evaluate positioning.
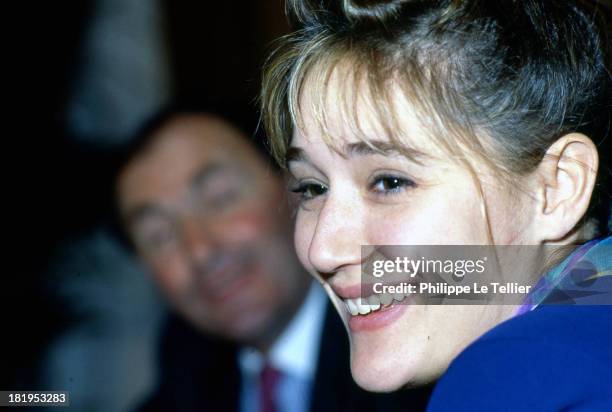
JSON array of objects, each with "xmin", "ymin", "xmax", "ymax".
[
  {"xmin": 286, "ymin": 146, "xmax": 328, "ymax": 177},
  {"xmin": 345, "ymin": 141, "xmax": 430, "ymax": 164},
  {"xmin": 286, "ymin": 146, "xmax": 314, "ymax": 173},
  {"xmin": 286, "ymin": 140, "xmax": 431, "ymax": 169},
  {"xmin": 286, "ymin": 146, "xmax": 307, "ymax": 163}
]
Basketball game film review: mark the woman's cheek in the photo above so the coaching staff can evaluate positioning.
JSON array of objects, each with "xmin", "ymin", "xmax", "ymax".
[
  {"xmin": 366, "ymin": 186, "xmax": 480, "ymax": 245},
  {"xmin": 294, "ymin": 210, "xmax": 317, "ymax": 273},
  {"xmin": 365, "ymin": 206, "xmax": 425, "ymax": 245}
]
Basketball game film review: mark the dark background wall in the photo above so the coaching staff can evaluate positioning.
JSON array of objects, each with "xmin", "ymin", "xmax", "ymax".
[{"xmin": 5, "ymin": 0, "xmax": 289, "ymax": 394}]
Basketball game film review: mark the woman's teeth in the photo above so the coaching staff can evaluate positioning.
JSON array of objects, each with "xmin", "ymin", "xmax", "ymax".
[{"xmin": 343, "ymin": 292, "xmax": 408, "ymax": 316}]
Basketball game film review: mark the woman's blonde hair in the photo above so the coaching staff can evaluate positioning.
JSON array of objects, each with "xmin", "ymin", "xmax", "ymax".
[{"xmin": 261, "ymin": 0, "xmax": 611, "ymax": 237}]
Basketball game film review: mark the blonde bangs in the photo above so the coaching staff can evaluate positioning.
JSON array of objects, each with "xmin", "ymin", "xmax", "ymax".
[{"xmin": 262, "ymin": 31, "xmax": 501, "ymax": 174}]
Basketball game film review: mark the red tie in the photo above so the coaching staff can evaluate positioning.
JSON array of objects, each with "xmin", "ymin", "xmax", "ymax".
[{"xmin": 260, "ymin": 363, "xmax": 280, "ymax": 412}]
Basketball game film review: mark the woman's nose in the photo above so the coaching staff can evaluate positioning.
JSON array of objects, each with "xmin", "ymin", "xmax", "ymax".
[{"xmin": 307, "ymin": 192, "xmax": 364, "ymax": 277}]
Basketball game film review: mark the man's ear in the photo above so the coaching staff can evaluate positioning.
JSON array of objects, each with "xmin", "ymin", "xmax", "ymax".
[{"xmin": 533, "ymin": 133, "xmax": 599, "ymax": 242}]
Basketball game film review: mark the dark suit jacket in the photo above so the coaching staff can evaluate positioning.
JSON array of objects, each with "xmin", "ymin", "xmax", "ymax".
[{"xmin": 138, "ymin": 302, "xmax": 432, "ymax": 412}]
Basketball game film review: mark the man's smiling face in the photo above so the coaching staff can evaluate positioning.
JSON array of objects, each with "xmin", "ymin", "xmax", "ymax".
[{"xmin": 118, "ymin": 114, "xmax": 309, "ymax": 345}]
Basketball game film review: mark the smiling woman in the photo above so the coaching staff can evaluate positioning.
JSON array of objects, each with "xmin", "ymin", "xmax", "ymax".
[{"xmin": 260, "ymin": 0, "xmax": 612, "ymax": 409}]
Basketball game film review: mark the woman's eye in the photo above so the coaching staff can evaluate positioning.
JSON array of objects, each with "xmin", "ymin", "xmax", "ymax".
[
  {"xmin": 370, "ymin": 175, "xmax": 415, "ymax": 194},
  {"xmin": 291, "ymin": 182, "xmax": 328, "ymax": 200}
]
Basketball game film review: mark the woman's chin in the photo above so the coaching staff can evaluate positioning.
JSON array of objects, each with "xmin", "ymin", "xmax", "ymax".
[{"xmin": 350, "ymin": 347, "xmax": 421, "ymax": 392}]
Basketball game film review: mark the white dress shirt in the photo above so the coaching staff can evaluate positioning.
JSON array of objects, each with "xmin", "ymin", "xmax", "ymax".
[{"xmin": 238, "ymin": 281, "xmax": 327, "ymax": 412}]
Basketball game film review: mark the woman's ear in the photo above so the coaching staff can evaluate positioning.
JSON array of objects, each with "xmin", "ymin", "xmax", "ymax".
[{"xmin": 533, "ymin": 133, "xmax": 598, "ymax": 243}]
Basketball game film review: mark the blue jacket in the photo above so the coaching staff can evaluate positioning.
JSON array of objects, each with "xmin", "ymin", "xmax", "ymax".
[{"xmin": 428, "ymin": 238, "xmax": 612, "ymax": 411}]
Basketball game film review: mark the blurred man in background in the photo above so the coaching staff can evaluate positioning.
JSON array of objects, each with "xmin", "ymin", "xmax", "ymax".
[{"xmin": 115, "ymin": 106, "xmax": 432, "ymax": 412}]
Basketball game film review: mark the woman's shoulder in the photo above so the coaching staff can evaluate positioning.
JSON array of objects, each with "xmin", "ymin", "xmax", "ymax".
[
  {"xmin": 427, "ymin": 306, "xmax": 612, "ymax": 411},
  {"xmin": 478, "ymin": 305, "xmax": 612, "ymax": 360},
  {"xmin": 455, "ymin": 305, "xmax": 612, "ymax": 376}
]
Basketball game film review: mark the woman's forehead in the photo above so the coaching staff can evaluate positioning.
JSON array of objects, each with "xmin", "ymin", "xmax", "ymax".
[
  {"xmin": 292, "ymin": 57, "xmax": 499, "ymax": 170},
  {"xmin": 294, "ymin": 76, "xmax": 445, "ymax": 161}
]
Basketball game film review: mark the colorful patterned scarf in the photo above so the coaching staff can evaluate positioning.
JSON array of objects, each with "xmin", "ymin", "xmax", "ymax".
[{"xmin": 516, "ymin": 236, "xmax": 612, "ymax": 315}]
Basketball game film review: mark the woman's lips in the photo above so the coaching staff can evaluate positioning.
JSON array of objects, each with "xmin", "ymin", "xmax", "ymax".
[
  {"xmin": 330, "ymin": 282, "xmax": 413, "ymax": 332},
  {"xmin": 347, "ymin": 299, "xmax": 409, "ymax": 332}
]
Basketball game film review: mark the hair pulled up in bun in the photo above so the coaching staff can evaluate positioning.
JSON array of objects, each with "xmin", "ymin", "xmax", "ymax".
[
  {"xmin": 342, "ymin": 0, "xmax": 414, "ymax": 23},
  {"xmin": 262, "ymin": 0, "xmax": 611, "ymax": 236}
]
